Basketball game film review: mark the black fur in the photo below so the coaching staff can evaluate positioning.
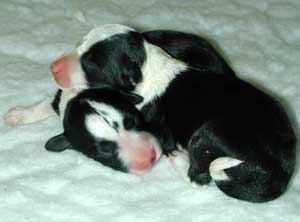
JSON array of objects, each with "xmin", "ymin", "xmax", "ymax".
[
  {"xmin": 51, "ymin": 89, "xmax": 62, "ymax": 115},
  {"xmin": 47, "ymin": 89, "xmax": 152, "ymax": 172},
  {"xmin": 142, "ymin": 30, "xmax": 235, "ymax": 76},
  {"xmin": 142, "ymin": 31, "xmax": 296, "ymax": 202},
  {"xmin": 80, "ymin": 31, "xmax": 146, "ymax": 91},
  {"xmin": 50, "ymin": 29, "xmax": 296, "ymax": 202}
]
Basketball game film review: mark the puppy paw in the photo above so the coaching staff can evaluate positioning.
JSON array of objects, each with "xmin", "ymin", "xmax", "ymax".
[
  {"xmin": 169, "ymin": 152, "xmax": 210, "ymax": 188},
  {"xmin": 189, "ymin": 171, "xmax": 211, "ymax": 188},
  {"xmin": 168, "ymin": 151, "xmax": 191, "ymax": 183},
  {"xmin": 168, "ymin": 151, "xmax": 189, "ymax": 166},
  {"xmin": 4, "ymin": 107, "xmax": 28, "ymax": 127},
  {"xmin": 190, "ymin": 181, "xmax": 208, "ymax": 189}
]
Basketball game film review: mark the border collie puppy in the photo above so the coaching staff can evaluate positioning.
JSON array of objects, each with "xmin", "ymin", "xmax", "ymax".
[
  {"xmin": 46, "ymin": 89, "xmax": 162, "ymax": 174},
  {"xmin": 5, "ymin": 24, "xmax": 296, "ymax": 202}
]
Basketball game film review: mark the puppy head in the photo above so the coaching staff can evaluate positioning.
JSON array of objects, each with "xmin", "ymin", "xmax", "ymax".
[
  {"xmin": 50, "ymin": 24, "xmax": 146, "ymax": 91},
  {"xmin": 46, "ymin": 89, "xmax": 162, "ymax": 174}
]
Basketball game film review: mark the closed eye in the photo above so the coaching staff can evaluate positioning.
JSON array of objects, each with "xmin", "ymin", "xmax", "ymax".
[
  {"xmin": 123, "ymin": 116, "xmax": 137, "ymax": 130},
  {"xmin": 96, "ymin": 140, "xmax": 117, "ymax": 159}
]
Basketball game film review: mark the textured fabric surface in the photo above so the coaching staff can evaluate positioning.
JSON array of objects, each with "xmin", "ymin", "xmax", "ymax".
[{"xmin": 0, "ymin": 0, "xmax": 299, "ymax": 221}]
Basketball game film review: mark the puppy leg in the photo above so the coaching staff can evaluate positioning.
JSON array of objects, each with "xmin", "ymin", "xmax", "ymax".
[
  {"xmin": 169, "ymin": 149, "xmax": 209, "ymax": 188},
  {"xmin": 4, "ymin": 96, "xmax": 56, "ymax": 127},
  {"xmin": 187, "ymin": 124, "xmax": 229, "ymax": 186},
  {"xmin": 168, "ymin": 149, "xmax": 190, "ymax": 183}
]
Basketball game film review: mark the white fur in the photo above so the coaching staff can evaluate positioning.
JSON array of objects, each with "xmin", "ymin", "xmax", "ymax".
[
  {"xmin": 85, "ymin": 114, "xmax": 119, "ymax": 141},
  {"xmin": 169, "ymin": 150, "xmax": 207, "ymax": 188},
  {"xmin": 69, "ymin": 53, "xmax": 88, "ymax": 90},
  {"xmin": 84, "ymin": 101, "xmax": 124, "ymax": 141},
  {"xmin": 209, "ymin": 157, "xmax": 244, "ymax": 181},
  {"xmin": 75, "ymin": 24, "xmax": 134, "ymax": 56},
  {"xmin": 4, "ymin": 96, "xmax": 55, "ymax": 126},
  {"xmin": 135, "ymin": 42, "xmax": 188, "ymax": 108},
  {"xmin": 169, "ymin": 150, "xmax": 191, "ymax": 183},
  {"xmin": 58, "ymin": 89, "xmax": 79, "ymax": 119}
]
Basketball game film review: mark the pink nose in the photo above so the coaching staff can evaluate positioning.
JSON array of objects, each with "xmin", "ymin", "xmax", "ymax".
[
  {"xmin": 118, "ymin": 132, "xmax": 162, "ymax": 173},
  {"xmin": 50, "ymin": 54, "xmax": 75, "ymax": 88},
  {"xmin": 130, "ymin": 147, "xmax": 157, "ymax": 172},
  {"xmin": 51, "ymin": 58, "xmax": 65, "ymax": 75}
]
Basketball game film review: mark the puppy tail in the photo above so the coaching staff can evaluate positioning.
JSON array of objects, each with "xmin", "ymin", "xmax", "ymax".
[
  {"xmin": 209, "ymin": 157, "xmax": 243, "ymax": 181},
  {"xmin": 209, "ymin": 157, "xmax": 290, "ymax": 203}
]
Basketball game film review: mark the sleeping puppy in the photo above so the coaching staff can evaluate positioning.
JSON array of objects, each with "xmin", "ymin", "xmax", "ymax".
[
  {"xmin": 4, "ymin": 24, "xmax": 296, "ymax": 202},
  {"xmin": 47, "ymin": 89, "xmax": 162, "ymax": 174}
]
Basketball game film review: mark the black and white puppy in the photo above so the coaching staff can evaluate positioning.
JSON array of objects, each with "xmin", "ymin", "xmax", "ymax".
[
  {"xmin": 5, "ymin": 24, "xmax": 296, "ymax": 202},
  {"xmin": 45, "ymin": 89, "xmax": 162, "ymax": 174}
]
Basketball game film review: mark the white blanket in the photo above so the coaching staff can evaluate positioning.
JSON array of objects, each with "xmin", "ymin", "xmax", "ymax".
[{"xmin": 0, "ymin": 0, "xmax": 299, "ymax": 221}]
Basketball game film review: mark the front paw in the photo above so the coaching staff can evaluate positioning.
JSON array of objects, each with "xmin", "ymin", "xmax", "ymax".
[
  {"xmin": 4, "ymin": 107, "xmax": 27, "ymax": 127},
  {"xmin": 168, "ymin": 151, "xmax": 189, "ymax": 167},
  {"xmin": 168, "ymin": 151, "xmax": 191, "ymax": 183}
]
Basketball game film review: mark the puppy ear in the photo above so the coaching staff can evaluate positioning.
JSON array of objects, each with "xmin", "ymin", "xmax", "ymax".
[
  {"xmin": 120, "ymin": 31, "xmax": 145, "ymax": 90},
  {"xmin": 80, "ymin": 53, "xmax": 101, "ymax": 76},
  {"xmin": 120, "ymin": 91, "xmax": 144, "ymax": 105},
  {"xmin": 45, "ymin": 133, "xmax": 72, "ymax": 152},
  {"xmin": 120, "ymin": 56, "xmax": 143, "ymax": 91}
]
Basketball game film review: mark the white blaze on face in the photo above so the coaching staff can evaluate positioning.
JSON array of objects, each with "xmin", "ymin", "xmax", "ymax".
[
  {"xmin": 85, "ymin": 101, "xmax": 124, "ymax": 141},
  {"xmin": 84, "ymin": 100, "xmax": 162, "ymax": 173}
]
